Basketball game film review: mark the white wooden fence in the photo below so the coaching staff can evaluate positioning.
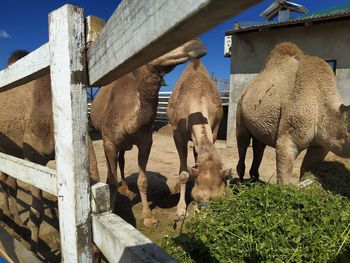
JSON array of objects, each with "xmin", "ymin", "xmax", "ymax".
[{"xmin": 0, "ymin": 0, "xmax": 260, "ymax": 262}]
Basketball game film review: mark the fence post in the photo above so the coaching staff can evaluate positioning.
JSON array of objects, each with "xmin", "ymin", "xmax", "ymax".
[{"xmin": 49, "ymin": 5, "xmax": 92, "ymax": 262}]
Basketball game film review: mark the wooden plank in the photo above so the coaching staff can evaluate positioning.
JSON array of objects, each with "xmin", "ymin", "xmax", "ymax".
[
  {"xmin": 92, "ymin": 213, "xmax": 177, "ymax": 263},
  {"xmin": 49, "ymin": 4, "xmax": 92, "ymax": 262},
  {"xmin": 0, "ymin": 43, "xmax": 49, "ymax": 91},
  {"xmin": 91, "ymin": 182, "xmax": 110, "ymax": 214},
  {"xmin": 0, "ymin": 15, "xmax": 105, "ymax": 92},
  {"xmin": 0, "ymin": 227, "xmax": 41, "ymax": 263},
  {"xmin": 87, "ymin": 0, "xmax": 261, "ymax": 86},
  {"xmin": 0, "ymin": 152, "xmax": 56, "ymax": 195}
]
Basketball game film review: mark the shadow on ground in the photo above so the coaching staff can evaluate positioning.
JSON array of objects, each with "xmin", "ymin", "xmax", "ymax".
[
  {"xmin": 170, "ymin": 233, "xmax": 219, "ymax": 263},
  {"xmin": 310, "ymin": 161, "xmax": 350, "ymax": 198},
  {"xmin": 114, "ymin": 171, "xmax": 194, "ymax": 228}
]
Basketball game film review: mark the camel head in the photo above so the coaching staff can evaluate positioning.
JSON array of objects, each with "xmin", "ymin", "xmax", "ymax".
[
  {"xmin": 190, "ymin": 137, "xmax": 226, "ymax": 204},
  {"xmin": 190, "ymin": 162, "xmax": 226, "ymax": 204},
  {"xmin": 148, "ymin": 38, "xmax": 207, "ymax": 75}
]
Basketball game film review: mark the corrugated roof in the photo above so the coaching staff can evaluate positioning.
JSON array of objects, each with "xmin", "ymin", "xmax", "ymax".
[
  {"xmin": 226, "ymin": 2, "xmax": 350, "ymax": 35},
  {"xmin": 298, "ymin": 2, "xmax": 350, "ymax": 19}
]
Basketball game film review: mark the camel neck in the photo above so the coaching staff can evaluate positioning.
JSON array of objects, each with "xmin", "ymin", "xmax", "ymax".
[
  {"xmin": 197, "ymin": 135, "xmax": 222, "ymax": 168},
  {"xmin": 134, "ymin": 68, "xmax": 162, "ymax": 100},
  {"xmin": 138, "ymin": 82, "xmax": 161, "ymax": 100}
]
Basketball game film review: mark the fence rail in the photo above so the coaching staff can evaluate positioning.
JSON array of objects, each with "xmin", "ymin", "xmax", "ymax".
[
  {"xmin": 156, "ymin": 90, "xmax": 230, "ymax": 123},
  {"xmin": 0, "ymin": 153, "xmax": 57, "ymax": 195},
  {"xmin": 0, "ymin": 43, "xmax": 49, "ymax": 91},
  {"xmin": 0, "ymin": 0, "xmax": 260, "ymax": 262}
]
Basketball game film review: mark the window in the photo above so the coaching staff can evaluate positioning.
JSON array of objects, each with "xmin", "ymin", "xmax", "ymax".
[{"xmin": 325, "ymin": 59, "xmax": 337, "ymax": 75}]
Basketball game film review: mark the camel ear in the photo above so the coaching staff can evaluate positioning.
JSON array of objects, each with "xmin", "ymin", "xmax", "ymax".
[{"xmin": 191, "ymin": 167, "xmax": 199, "ymax": 178}]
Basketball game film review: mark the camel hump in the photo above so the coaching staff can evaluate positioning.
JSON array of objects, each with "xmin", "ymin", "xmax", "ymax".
[
  {"xmin": 7, "ymin": 50, "xmax": 29, "ymax": 66},
  {"xmin": 267, "ymin": 42, "xmax": 304, "ymax": 61}
]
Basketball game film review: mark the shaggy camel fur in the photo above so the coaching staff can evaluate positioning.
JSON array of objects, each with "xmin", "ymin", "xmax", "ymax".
[
  {"xmin": 91, "ymin": 39, "xmax": 207, "ymax": 227},
  {"xmin": 236, "ymin": 42, "xmax": 350, "ymax": 183},
  {"xmin": 167, "ymin": 59, "xmax": 224, "ymax": 220},
  {"xmin": 0, "ymin": 51, "xmax": 99, "ymax": 253}
]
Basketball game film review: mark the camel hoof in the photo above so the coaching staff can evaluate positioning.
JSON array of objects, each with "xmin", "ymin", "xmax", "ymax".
[
  {"xmin": 143, "ymin": 217, "xmax": 159, "ymax": 227},
  {"xmin": 174, "ymin": 209, "xmax": 188, "ymax": 222}
]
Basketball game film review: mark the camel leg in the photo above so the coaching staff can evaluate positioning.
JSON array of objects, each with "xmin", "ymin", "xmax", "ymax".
[
  {"xmin": 103, "ymin": 140, "xmax": 118, "ymax": 211},
  {"xmin": 236, "ymin": 96, "xmax": 251, "ymax": 182},
  {"xmin": 300, "ymin": 146, "xmax": 328, "ymax": 180},
  {"xmin": 1, "ymin": 184, "xmax": 11, "ymax": 218},
  {"xmin": 118, "ymin": 149, "xmax": 135, "ymax": 199},
  {"xmin": 118, "ymin": 149, "xmax": 126, "ymax": 180},
  {"xmin": 276, "ymin": 136, "xmax": 299, "ymax": 184},
  {"xmin": 137, "ymin": 134, "xmax": 158, "ymax": 227},
  {"xmin": 7, "ymin": 176, "xmax": 23, "ymax": 226},
  {"xmin": 88, "ymin": 136, "xmax": 100, "ymax": 184},
  {"xmin": 249, "ymin": 137, "xmax": 266, "ymax": 181},
  {"xmin": 174, "ymin": 130, "xmax": 189, "ymax": 221},
  {"xmin": 28, "ymin": 185, "xmax": 43, "ymax": 253},
  {"xmin": 236, "ymin": 128, "xmax": 251, "ymax": 182}
]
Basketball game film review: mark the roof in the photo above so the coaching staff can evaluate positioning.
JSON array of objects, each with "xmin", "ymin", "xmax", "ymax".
[
  {"xmin": 260, "ymin": 0, "xmax": 308, "ymax": 21},
  {"xmin": 226, "ymin": 2, "xmax": 350, "ymax": 35}
]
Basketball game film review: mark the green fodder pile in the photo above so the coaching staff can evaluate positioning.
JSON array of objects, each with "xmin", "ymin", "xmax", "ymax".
[{"xmin": 162, "ymin": 183, "xmax": 350, "ymax": 262}]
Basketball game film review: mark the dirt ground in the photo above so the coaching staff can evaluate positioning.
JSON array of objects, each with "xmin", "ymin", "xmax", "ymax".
[{"xmin": 1, "ymin": 123, "xmax": 350, "ymax": 261}]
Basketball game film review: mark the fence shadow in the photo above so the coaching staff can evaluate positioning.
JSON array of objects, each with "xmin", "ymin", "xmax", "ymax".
[
  {"xmin": 0, "ymin": 186, "xmax": 60, "ymax": 262},
  {"xmin": 0, "ymin": 210, "xmax": 60, "ymax": 262},
  {"xmin": 114, "ymin": 190, "xmax": 136, "ymax": 227}
]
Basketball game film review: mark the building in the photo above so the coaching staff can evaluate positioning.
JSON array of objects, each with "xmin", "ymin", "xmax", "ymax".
[{"xmin": 225, "ymin": 2, "xmax": 350, "ymax": 147}]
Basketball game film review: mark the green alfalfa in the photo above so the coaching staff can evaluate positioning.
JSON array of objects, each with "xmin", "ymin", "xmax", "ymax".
[{"xmin": 162, "ymin": 183, "xmax": 350, "ymax": 262}]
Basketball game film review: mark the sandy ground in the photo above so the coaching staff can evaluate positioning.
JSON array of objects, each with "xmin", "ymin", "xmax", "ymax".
[{"xmin": 1, "ymin": 124, "xmax": 350, "ymax": 261}]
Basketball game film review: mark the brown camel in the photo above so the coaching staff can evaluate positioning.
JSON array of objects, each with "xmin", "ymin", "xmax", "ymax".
[
  {"xmin": 0, "ymin": 50, "xmax": 99, "ymax": 253},
  {"xmin": 167, "ymin": 59, "xmax": 225, "ymax": 220},
  {"xmin": 236, "ymin": 42, "xmax": 350, "ymax": 184},
  {"xmin": 91, "ymin": 38, "xmax": 207, "ymax": 227}
]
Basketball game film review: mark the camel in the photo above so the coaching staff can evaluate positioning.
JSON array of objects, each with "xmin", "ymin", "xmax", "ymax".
[
  {"xmin": 236, "ymin": 41, "xmax": 350, "ymax": 184},
  {"xmin": 91, "ymin": 38, "xmax": 207, "ymax": 227},
  {"xmin": 0, "ymin": 50, "xmax": 99, "ymax": 253},
  {"xmin": 167, "ymin": 59, "xmax": 225, "ymax": 220}
]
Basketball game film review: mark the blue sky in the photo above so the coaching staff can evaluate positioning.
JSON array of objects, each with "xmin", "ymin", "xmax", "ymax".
[{"xmin": 1, "ymin": 0, "xmax": 349, "ymax": 91}]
